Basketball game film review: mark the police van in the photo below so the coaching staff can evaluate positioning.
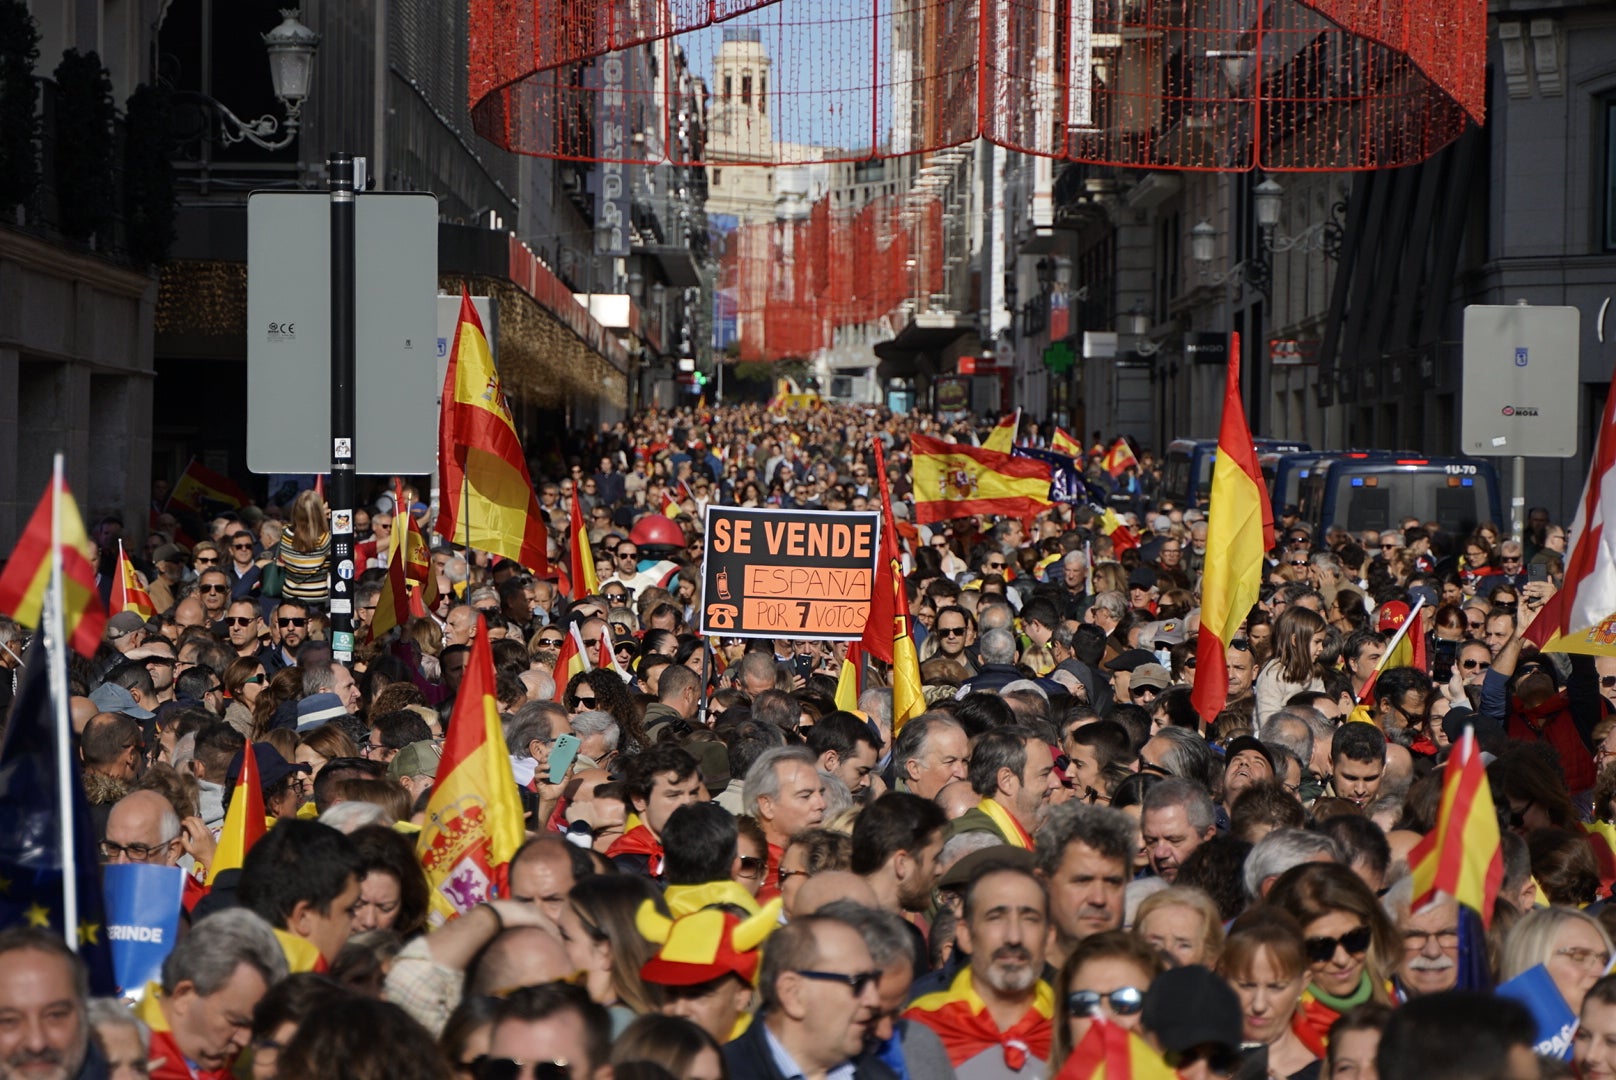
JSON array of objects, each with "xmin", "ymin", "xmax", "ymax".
[
  {"xmin": 1297, "ymin": 455, "xmax": 1502, "ymax": 535},
  {"xmin": 1164, "ymin": 438, "xmax": 1311, "ymax": 510}
]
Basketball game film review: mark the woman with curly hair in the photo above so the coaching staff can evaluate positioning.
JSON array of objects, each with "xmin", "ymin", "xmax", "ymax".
[
  {"xmin": 566, "ymin": 668, "xmax": 648, "ymax": 752},
  {"xmin": 349, "ymin": 824, "xmax": 432, "ymax": 937}
]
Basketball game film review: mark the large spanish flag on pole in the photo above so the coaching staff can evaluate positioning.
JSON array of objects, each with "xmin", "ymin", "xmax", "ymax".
[
  {"xmin": 910, "ymin": 434, "xmax": 1052, "ymax": 524},
  {"xmin": 1190, "ymin": 333, "xmax": 1269, "ymax": 724},
  {"xmin": 419, "ymin": 621, "xmax": 527, "ymax": 924},
  {"xmin": 0, "ymin": 469, "xmax": 106, "ymax": 658},
  {"xmin": 1527, "ymin": 359, "xmax": 1616, "ymax": 656},
  {"xmin": 858, "ymin": 437, "xmax": 902, "ymax": 664},
  {"xmin": 436, "ymin": 288, "xmax": 550, "ymax": 574}
]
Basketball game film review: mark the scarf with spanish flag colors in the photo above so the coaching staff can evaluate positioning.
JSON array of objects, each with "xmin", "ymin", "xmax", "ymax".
[
  {"xmin": 905, "ymin": 966, "xmax": 1054, "ymax": 1071},
  {"xmin": 975, "ymin": 795, "xmax": 1034, "ymax": 849}
]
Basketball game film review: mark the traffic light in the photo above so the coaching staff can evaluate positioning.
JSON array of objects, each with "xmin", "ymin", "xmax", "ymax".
[{"xmin": 695, "ymin": 371, "xmax": 708, "ymax": 387}]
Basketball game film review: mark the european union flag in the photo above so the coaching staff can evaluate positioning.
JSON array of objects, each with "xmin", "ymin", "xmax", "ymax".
[
  {"xmin": 0, "ymin": 637, "xmax": 116, "ymax": 994},
  {"xmin": 1014, "ymin": 446, "xmax": 1089, "ymax": 505}
]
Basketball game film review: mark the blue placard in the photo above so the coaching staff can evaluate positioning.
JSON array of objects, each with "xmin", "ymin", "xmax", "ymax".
[
  {"xmin": 103, "ymin": 864, "xmax": 185, "ymax": 999},
  {"xmin": 1496, "ymin": 963, "xmax": 1577, "ymax": 1060}
]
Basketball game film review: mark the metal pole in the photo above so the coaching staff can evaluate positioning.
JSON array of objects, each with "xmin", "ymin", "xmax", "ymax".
[
  {"xmin": 328, "ymin": 153, "xmax": 358, "ymax": 664},
  {"xmin": 697, "ymin": 635, "xmax": 713, "ymax": 725},
  {"xmin": 1511, "ymin": 455, "xmax": 1526, "ymax": 543},
  {"xmin": 48, "ymin": 454, "xmax": 77, "ymax": 952}
]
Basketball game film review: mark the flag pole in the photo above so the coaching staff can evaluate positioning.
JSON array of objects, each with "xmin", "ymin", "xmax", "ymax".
[
  {"xmin": 48, "ymin": 453, "xmax": 78, "ymax": 951},
  {"xmin": 1356, "ymin": 595, "xmax": 1428, "ymax": 704}
]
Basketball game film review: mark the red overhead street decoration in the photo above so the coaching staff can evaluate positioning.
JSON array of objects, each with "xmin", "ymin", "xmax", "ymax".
[{"xmin": 469, "ymin": 0, "xmax": 1484, "ymax": 173}]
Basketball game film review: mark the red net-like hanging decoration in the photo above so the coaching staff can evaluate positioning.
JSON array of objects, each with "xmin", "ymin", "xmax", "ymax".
[{"xmin": 469, "ymin": 0, "xmax": 1485, "ymax": 172}]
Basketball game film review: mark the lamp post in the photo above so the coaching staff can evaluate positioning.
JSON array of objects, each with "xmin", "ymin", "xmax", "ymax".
[{"xmin": 185, "ymin": 10, "xmax": 320, "ymax": 151}]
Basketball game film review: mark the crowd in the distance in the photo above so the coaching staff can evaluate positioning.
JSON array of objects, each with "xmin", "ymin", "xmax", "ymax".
[{"xmin": 0, "ymin": 400, "xmax": 1606, "ymax": 1080}]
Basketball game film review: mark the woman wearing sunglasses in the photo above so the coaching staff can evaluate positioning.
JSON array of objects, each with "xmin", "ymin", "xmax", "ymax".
[
  {"xmin": 1266, "ymin": 863, "xmax": 1397, "ymax": 1048},
  {"xmin": 1219, "ymin": 907, "xmax": 1322, "ymax": 1079},
  {"xmin": 1046, "ymin": 931, "xmax": 1166, "ymax": 1076}
]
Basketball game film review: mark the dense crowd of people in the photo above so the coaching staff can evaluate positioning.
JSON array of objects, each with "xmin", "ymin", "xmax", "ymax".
[{"xmin": 0, "ymin": 399, "xmax": 1607, "ymax": 1080}]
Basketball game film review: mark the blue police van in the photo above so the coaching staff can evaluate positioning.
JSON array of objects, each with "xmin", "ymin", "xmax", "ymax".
[
  {"xmin": 1164, "ymin": 438, "xmax": 1311, "ymax": 510},
  {"xmin": 1297, "ymin": 455, "xmax": 1503, "ymax": 535}
]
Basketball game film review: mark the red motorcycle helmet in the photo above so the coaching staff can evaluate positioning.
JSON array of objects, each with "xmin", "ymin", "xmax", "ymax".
[{"xmin": 629, "ymin": 513, "xmax": 686, "ymax": 552}]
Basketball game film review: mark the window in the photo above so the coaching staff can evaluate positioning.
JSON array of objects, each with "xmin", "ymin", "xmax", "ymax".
[
  {"xmin": 759, "ymin": 74, "xmax": 766, "ymax": 113},
  {"xmin": 742, "ymin": 73, "xmax": 752, "ymax": 106},
  {"xmin": 712, "ymin": 169, "xmax": 722, "ymax": 187},
  {"xmin": 723, "ymin": 75, "xmax": 732, "ymax": 99},
  {"xmin": 1606, "ymin": 99, "xmax": 1616, "ymax": 249}
]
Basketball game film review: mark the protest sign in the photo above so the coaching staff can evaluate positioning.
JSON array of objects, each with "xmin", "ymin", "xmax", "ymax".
[
  {"xmin": 1496, "ymin": 963, "xmax": 1576, "ymax": 1060},
  {"xmin": 700, "ymin": 506, "xmax": 880, "ymax": 639},
  {"xmin": 103, "ymin": 863, "xmax": 185, "ymax": 998}
]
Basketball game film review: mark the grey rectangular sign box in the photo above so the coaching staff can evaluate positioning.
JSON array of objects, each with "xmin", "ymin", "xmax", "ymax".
[
  {"xmin": 247, "ymin": 191, "xmax": 439, "ymax": 475},
  {"xmin": 1461, "ymin": 304, "xmax": 1579, "ymax": 459}
]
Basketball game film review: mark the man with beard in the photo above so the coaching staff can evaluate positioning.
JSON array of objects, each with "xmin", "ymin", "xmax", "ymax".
[
  {"xmin": 852, "ymin": 792, "xmax": 947, "ymax": 917},
  {"xmin": 0, "ymin": 928, "xmax": 102, "ymax": 1080},
  {"xmin": 946, "ymin": 726, "xmax": 1061, "ymax": 850},
  {"xmin": 905, "ymin": 861, "xmax": 1054, "ymax": 1078}
]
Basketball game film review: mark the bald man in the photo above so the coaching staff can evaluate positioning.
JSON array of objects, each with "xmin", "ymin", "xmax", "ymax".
[
  {"xmin": 790, "ymin": 870, "xmax": 879, "ymax": 919},
  {"xmin": 104, "ymin": 790, "xmax": 184, "ymax": 866},
  {"xmin": 467, "ymin": 927, "xmax": 573, "ymax": 997},
  {"xmin": 507, "ymin": 837, "xmax": 577, "ymax": 924},
  {"xmin": 173, "ymin": 596, "xmax": 207, "ymax": 631},
  {"xmin": 935, "ymin": 779, "xmax": 979, "ymax": 821}
]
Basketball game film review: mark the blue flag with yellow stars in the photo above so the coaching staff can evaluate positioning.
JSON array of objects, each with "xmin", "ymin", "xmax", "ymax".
[{"xmin": 0, "ymin": 636, "xmax": 115, "ymax": 993}]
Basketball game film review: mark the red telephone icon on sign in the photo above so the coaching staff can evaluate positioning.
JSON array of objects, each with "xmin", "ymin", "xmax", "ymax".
[{"xmin": 706, "ymin": 603, "xmax": 738, "ymax": 630}]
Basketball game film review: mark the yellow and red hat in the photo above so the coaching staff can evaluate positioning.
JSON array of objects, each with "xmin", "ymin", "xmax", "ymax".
[{"xmin": 637, "ymin": 899, "xmax": 781, "ymax": 986}]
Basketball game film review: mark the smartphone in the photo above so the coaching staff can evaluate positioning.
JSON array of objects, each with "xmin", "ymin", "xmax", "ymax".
[
  {"xmin": 1432, "ymin": 638, "xmax": 1457, "ymax": 683},
  {"xmin": 793, "ymin": 653, "xmax": 816, "ymax": 676},
  {"xmin": 548, "ymin": 733, "xmax": 581, "ymax": 785},
  {"xmin": 1529, "ymin": 562, "xmax": 1549, "ymax": 583}
]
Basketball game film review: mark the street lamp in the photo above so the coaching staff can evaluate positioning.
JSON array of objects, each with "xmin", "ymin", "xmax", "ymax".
[{"xmin": 189, "ymin": 10, "xmax": 320, "ymax": 151}]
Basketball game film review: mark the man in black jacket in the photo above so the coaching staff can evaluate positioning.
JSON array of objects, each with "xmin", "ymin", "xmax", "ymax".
[{"xmin": 723, "ymin": 915, "xmax": 899, "ymax": 1080}]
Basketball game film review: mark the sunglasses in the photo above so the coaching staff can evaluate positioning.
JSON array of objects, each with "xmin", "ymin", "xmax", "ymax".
[
  {"xmin": 985, "ymin": 561, "xmax": 1006, "ymax": 570},
  {"xmin": 1461, "ymin": 658, "xmax": 1490, "ymax": 670},
  {"xmin": 243, "ymin": 674, "xmax": 265, "ymax": 685},
  {"xmin": 471, "ymin": 1057, "xmax": 569, "ymax": 1080},
  {"xmin": 604, "ymin": 593, "xmax": 629, "ymax": 604},
  {"xmin": 198, "ymin": 583, "xmax": 228, "ymax": 593},
  {"xmin": 232, "ymin": 541, "xmax": 254, "ymax": 550},
  {"xmin": 278, "ymin": 617, "xmax": 308, "ymax": 627},
  {"xmin": 194, "ymin": 556, "xmax": 218, "ymax": 565},
  {"xmin": 1066, "ymin": 987, "xmax": 1145, "ymax": 1017},
  {"xmin": 573, "ymin": 694, "xmax": 597, "ymax": 707},
  {"xmin": 1379, "ymin": 542, "xmax": 1398, "ymax": 550},
  {"xmin": 617, "ymin": 551, "xmax": 639, "ymax": 560},
  {"xmin": 1304, "ymin": 925, "xmax": 1372, "ymax": 964},
  {"xmin": 537, "ymin": 637, "xmax": 565, "ymax": 647},
  {"xmin": 1130, "ymin": 685, "xmax": 1160, "ymax": 698},
  {"xmin": 1602, "ymin": 675, "xmax": 1616, "ymax": 689},
  {"xmin": 226, "ymin": 616, "xmax": 256, "ymax": 627},
  {"xmin": 939, "ymin": 626, "xmax": 966, "ymax": 637},
  {"xmin": 1509, "ymin": 799, "xmax": 1536, "ymax": 829},
  {"xmin": 1287, "ymin": 559, "xmax": 1309, "ymax": 568},
  {"xmin": 792, "ymin": 968, "xmax": 882, "ymax": 995},
  {"xmin": 735, "ymin": 854, "xmax": 764, "ymax": 875}
]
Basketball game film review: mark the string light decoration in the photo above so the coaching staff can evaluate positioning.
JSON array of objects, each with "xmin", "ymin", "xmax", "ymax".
[{"xmin": 469, "ymin": 0, "xmax": 1484, "ymax": 172}]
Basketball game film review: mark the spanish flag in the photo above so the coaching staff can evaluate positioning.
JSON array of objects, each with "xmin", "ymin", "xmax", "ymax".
[
  {"xmin": 889, "ymin": 564, "xmax": 925, "ymax": 734},
  {"xmin": 569, "ymin": 488, "xmax": 599, "ymax": 599},
  {"xmin": 982, "ymin": 409, "xmax": 1020, "ymax": 453},
  {"xmin": 0, "ymin": 470, "xmax": 106, "ymax": 658},
  {"xmin": 166, "ymin": 458, "xmax": 249, "ymax": 514},
  {"xmin": 1191, "ymin": 333, "xmax": 1269, "ymax": 724},
  {"xmin": 367, "ymin": 480, "xmax": 412, "ymax": 643},
  {"xmin": 112, "ymin": 541, "xmax": 155, "ymax": 620},
  {"xmin": 1096, "ymin": 507, "xmax": 1138, "ymax": 554},
  {"xmin": 859, "ymin": 438, "xmax": 902, "ymax": 664},
  {"xmin": 1050, "ymin": 426, "xmax": 1084, "ymax": 458},
  {"xmin": 435, "ymin": 288, "xmax": 550, "ymax": 574},
  {"xmin": 551, "ymin": 622, "xmax": 590, "ymax": 702},
  {"xmin": 1100, "ymin": 438, "xmax": 1139, "ymax": 479},
  {"xmin": 910, "ymin": 433, "xmax": 1052, "ymax": 525},
  {"xmin": 419, "ymin": 622, "xmax": 527, "ymax": 923},
  {"xmin": 835, "ymin": 641, "xmax": 862, "ymax": 712},
  {"xmin": 208, "ymin": 743, "xmax": 266, "ymax": 885},
  {"xmin": 1056, "ymin": 1019, "xmax": 1178, "ymax": 1080},
  {"xmin": 1408, "ymin": 726, "xmax": 1504, "ymax": 928},
  {"xmin": 1356, "ymin": 598, "xmax": 1427, "ymax": 704}
]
